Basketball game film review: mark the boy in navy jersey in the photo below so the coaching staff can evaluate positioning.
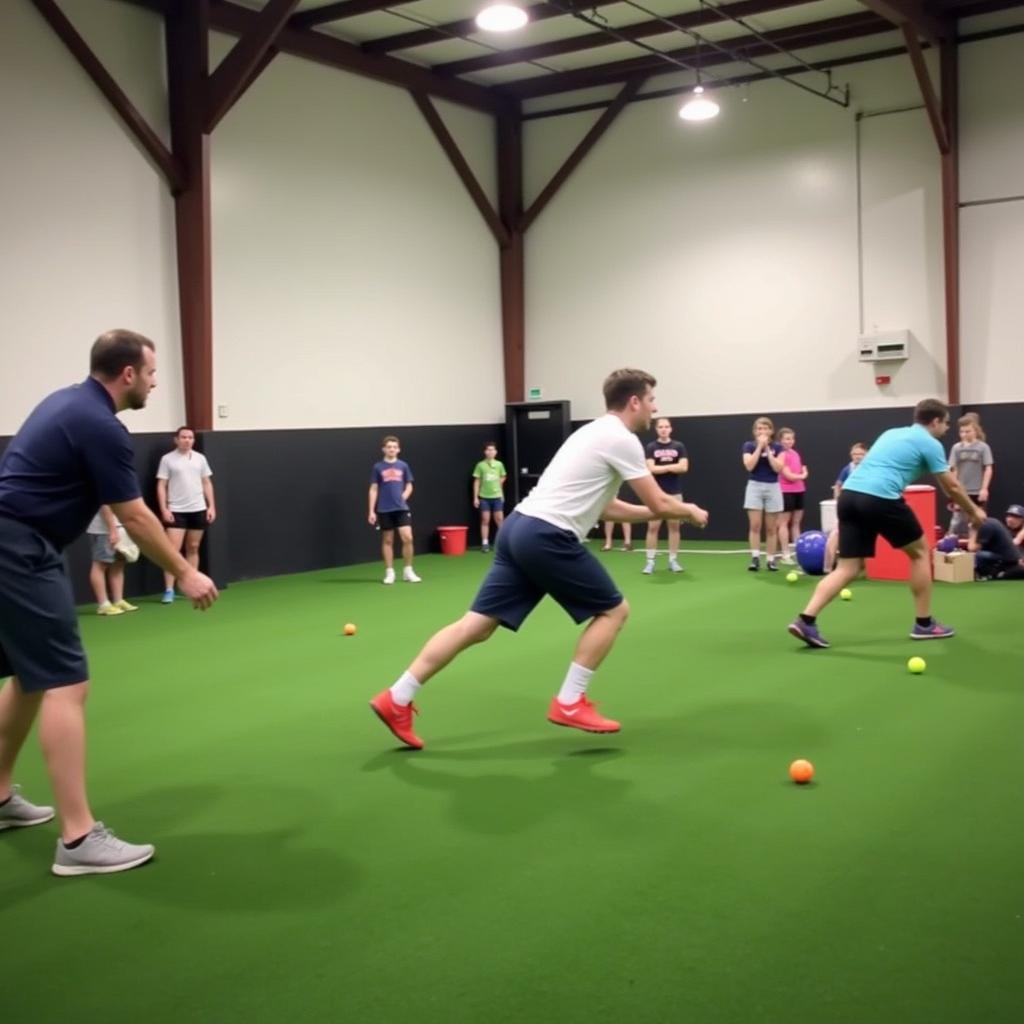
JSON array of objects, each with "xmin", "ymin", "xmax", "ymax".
[
  {"xmin": 368, "ymin": 436, "xmax": 420, "ymax": 584},
  {"xmin": 642, "ymin": 418, "xmax": 689, "ymax": 574}
]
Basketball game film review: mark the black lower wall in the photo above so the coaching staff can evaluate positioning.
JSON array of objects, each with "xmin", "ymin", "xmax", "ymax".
[{"xmin": 3, "ymin": 401, "xmax": 1021, "ymax": 604}]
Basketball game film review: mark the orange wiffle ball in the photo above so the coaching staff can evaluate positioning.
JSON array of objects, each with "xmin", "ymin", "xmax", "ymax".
[
  {"xmin": 343, "ymin": 623, "xmax": 357, "ymax": 636},
  {"xmin": 789, "ymin": 759, "xmax": 815, "ymax": 784}
]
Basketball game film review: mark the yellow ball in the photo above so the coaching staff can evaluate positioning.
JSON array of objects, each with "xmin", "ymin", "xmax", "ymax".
[
  {"xmin": 786, "ymin": 572, "xmax": 798, "ymax": 583},
  {"xmin": 343, "ymin": 623, "xmax": 357, "ymax": 636},
  {"xmin": 840, "ymin": 588, "xmax": 852, "ymax": 600},
  {"xmin": 907, "ymin": 656, "xmax": 926, "ymax": 674}
]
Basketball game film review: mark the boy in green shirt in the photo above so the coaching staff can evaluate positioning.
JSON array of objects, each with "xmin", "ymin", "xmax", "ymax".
[{"xmin": 472, "ymin": 444, "xmax": 507, "ymax": 552}]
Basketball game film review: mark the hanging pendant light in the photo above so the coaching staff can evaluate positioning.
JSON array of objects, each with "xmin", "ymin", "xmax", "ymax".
[
  {"xmin": 475, "ymin": 3, "xmax": 530, "ymax": 32},
  {"xmin": 678, "ymin": 84, "xmax": 720, "ymax": 122}
]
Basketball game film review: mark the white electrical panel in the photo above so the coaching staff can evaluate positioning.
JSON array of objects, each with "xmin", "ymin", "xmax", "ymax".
[{"xmin": 858, "ymin": 330, "xmax": 910, "ymax": 362}]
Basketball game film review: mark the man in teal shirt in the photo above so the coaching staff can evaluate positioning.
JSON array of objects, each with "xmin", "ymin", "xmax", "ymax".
[{"xmin": 789, "ymin": 399, "xmax": 985, "ymax": 648}]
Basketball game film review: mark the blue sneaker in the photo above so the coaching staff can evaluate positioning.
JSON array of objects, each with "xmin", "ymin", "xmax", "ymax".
[
  {"xmin": 910, "ymin": 620, "xmax": 955, "ymax": 640},
  {"xmin": 161, "ymin": 588, "xmax": 175, "ymax": 604},
  {"xmin": 788, "ymin": 619, "xmax": 830, "ymax": 649}
]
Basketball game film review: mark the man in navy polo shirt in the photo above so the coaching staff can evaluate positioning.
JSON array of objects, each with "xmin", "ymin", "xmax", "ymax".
[
  {"xmin": 370, "ymin": 369, "xmax": 710, "ymax": 750},
  {"xmin": 0, "ymin": 330, "xmax": 218, "ymax": 876}
]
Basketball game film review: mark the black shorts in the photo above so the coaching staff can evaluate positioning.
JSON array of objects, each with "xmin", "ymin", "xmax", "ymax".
[
  {"xmin": 0, "ymin": 517, "xmax": 89, "ymax": 692},
  {"xmin": 377, "ymin": 510, "xmax": 412, "ymax": 531},
  {"xmin": 837, "ymin": 489, "xmax": 923, "ymax": 559},
  {"xmin": 171, "ymin": 510, "xmax": 208, "ymax": 530},
  {"xmin": 783, "ymin": 492, "xmax": 805, "ymax": 512},
  {"xmin": 470, "ymin": 511, "xmax": 623, "ymax": 630}
]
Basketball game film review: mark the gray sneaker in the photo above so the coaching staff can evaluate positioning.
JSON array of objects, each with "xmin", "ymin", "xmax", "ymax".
[
  {"xmin": 52, "ymin": 821, "xmax": 155, "ymax": 877},
  {"xmin": 0, "ymin": 785, "xmax": 55, "ymax": 830}
]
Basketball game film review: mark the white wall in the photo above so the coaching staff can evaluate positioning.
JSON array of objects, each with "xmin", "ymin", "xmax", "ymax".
[
  {"xmin": 0, "ymin": 0, "xmax": 182, "ymax": 436},
  {"xmin": 959, "ymin": 31, "xmax": 1024, "ymax": 404},
  {"xmin": 523, "ymin": 52, "xmax": 954, "ymax": 420},
  {"xmin": 208, "ymin": 33, "xmax": 503, "ymax": 430},
  {"xmin": 0, "ymin": 2, "xmax": 503, "ymax": 436}
]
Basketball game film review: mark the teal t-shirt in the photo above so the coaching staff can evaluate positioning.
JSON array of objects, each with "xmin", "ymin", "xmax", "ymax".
[
  {"xmin": 843, "ymin": 424, "xmax": 947, "ymax": 500},
  {"xmin": 473, "ymin": 459, "xmax": 506, "ymax": 499}
]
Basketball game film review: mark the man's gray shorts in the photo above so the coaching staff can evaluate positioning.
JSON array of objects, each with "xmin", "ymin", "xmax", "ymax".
[{"xmin": 744, "ymin": 480, "xmax": 784, "ymax": 513}]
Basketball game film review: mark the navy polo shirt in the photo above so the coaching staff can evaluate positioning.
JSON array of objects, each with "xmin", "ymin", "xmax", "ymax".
[{"xmin": 0, "ymin": 377, "xmax": 141, "ymax": 550}]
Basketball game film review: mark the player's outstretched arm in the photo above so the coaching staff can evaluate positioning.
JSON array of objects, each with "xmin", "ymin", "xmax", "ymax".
[
  {"xmin": 935, "ymin": 471, "xmax": 986, "ymax": 527},
  {"xmin": 111, "ymin": 497, "xmax": 219, "ymax": 609},
  {"xmin": 620, "ymin": 476, "xmax": 709, "ymax": 527}
]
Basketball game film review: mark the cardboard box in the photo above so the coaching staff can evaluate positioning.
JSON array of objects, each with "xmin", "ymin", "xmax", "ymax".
[{"xmin": 933, "ymin": 550, "xmax": 975, "ymax": 583}]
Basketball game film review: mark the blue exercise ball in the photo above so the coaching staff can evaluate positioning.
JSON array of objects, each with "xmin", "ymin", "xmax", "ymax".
[{"xmin": 795, "ymin": 530, "xmax": 828, "ymax": 576}]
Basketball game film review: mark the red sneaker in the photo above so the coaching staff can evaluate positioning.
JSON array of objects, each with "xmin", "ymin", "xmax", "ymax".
[
  {"xmin": 369, "ymin": 690, "xmax": 424, "ymax": 749},
  {"xmin": 547, "ymin": 696, "xmax": 621, "ymax": 734}
]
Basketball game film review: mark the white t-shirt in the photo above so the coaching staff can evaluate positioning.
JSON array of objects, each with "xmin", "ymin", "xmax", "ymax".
[
  {"xmin": 87, "ymin": 510, "xmax": 121, "ymax": 535},
  {"xmin": 516, "ymin": 414, "xmax": 649, "ymax": 540},
  {"xmin": 156, "ymin": 450, "xmax": 213, "ymax": 513}
]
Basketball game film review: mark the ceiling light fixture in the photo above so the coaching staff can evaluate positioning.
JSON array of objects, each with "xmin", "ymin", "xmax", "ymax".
[
  {"xmin": 678, "ymin": 84, "xmax": 720, "ymax": 122},
  {"xmin": 475, "ymin": 3, "xmax": 530, "ymax": 32}
]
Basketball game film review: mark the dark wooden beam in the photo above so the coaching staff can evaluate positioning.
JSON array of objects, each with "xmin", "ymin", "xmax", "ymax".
[
  {"xmin": 167, "ymin": 0, "xmax": 214, "ymax": 431},
  {"xmin": 506, "ymin": 11, "xmax": 888, "ymax": 98},
  {"xmin": 498, "ymin": 114, "xmax": 525, "ymax": 404},
  {"xmin": 362, "ymin": 0, "xmax": 619, "ymax": 55},
  {"xmin": 291, "ymin": 0, "xmax": 404, "ymax": 29},
  {"xmin": 940, "ymin": 38, "xmax": 959, "ymax": 404},
  {"xmin": 520, "ymin": 76, "xmax": 644, "ymax": 233},
  {"xmin": 206, "ymin": 0, "xmax": 300, "ymax": 132},
  {"xmin": 434, "ymin": 0, "xmax": 809, "ymax": 77},
  {"xmin": 29, "ymin": 0, "xmax": 184, "ymax": 192},
  {"xmin": 207, "ymin": 0, "xmax": 504, "ymax": 114},
  {"xmin": 901, "ymin": 23, "xmax": 949, "ymax": 152},
  {"xmin": 411, "ymin": 92, "xmax": 510, "ymax": 247},
  {"xmin": 856, "ymin": 0, "xmax": 951, "ymax": 44}
]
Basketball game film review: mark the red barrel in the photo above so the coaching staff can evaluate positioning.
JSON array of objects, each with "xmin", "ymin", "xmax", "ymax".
[
  {"xmin": 437, "ymin": 526, "xmax": 468, "ymax": 556},
  {"xmin": 865, "ymin": 485, "xmax": 936, "ymax": 581}
]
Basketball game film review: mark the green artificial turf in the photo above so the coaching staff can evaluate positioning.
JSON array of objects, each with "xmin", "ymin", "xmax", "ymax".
[{"xmin": 3, "ymin": 544, "xmax": 1022, "ymax": 1023}]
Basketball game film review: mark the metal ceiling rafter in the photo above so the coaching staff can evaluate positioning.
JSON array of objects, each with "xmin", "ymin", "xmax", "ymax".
[
  {"xmin": 433, "ymin": 0, "xmax": 810, "ymax": 77},
  {"xmin": 612, "ymin": 0, "xmax": 850, "ymax": 107},
  {"xmin": 362, "ymin": 0, "xmax": 621, "ymax": 55},
  {"xmin": 855, "ymin": 0, "xmax": 951, "ymax": 44},
  {"xmin": 505, "ymin": 10, "xmax": 889, "ymax": 98},
  {"xmin": 206, "ymin": 0, "xmax": 301, "ymax": 131},
  {"xmin": 290, "ymin": 0, "xmax": 405, "ymax": 29}
]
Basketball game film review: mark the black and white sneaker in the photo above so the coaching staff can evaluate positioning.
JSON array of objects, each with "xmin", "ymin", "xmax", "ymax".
[{"xmin": 748, "ymin": 557, "xmax": 760, "ymax": 572}]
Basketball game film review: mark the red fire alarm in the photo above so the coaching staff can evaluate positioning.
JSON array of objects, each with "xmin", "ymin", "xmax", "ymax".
[{"xmin": 875, "ymin": 375, "xmax": 891, "ymax": 386}]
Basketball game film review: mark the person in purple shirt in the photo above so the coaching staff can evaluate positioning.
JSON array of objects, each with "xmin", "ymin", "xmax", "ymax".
[
  {"xmin": 0, "ymin": 330, "xmax": 217, "ymax": 876},
  {"xmin": 368, "ymin": 435, "xmax": 421, "ymax": 585}
]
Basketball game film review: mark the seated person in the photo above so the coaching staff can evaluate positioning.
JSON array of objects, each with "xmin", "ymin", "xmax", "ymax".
[
  {"xmin": 968, "ymin": 506, "xmax": 1024, "ymax": 579},
  {"xmin": 1007, "ymin": 503, "xmax": 1024, "ymax": 547}
]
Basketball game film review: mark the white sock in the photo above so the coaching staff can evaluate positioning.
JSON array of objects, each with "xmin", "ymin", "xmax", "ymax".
[
  {"xmin": 751, "ymin": 549, "xmax": 761, "ymax": 559},
  {"xmin": 389, "ymin": 671, "xmax": 421, "ymax": 706},
  {"xmin": 646, "ymin": 549, "xmax": 656, "ymax": 560},
  {"xmin": 556, "ymin": 662, "xmax": 594, "ymax": 705}
]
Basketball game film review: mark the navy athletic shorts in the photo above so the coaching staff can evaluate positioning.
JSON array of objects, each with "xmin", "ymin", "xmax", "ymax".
[
  {"xmin": 470, "ymin": 511, "xmax": 623, "ymax": 630},
  {"xmin": 0, "ymin": 517, "xmax": 89, "ymax": 692},
  {"xmin": 478, "ymin": 497, "xmax": 504, "ymax": 513}
]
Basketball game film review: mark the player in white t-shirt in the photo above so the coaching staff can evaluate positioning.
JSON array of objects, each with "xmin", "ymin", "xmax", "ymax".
[
  {"xmin": 370, "ymin": 369, "xmax": 709, "ymax": 749},
  {"xmin": 156, "ymin": 426, "xmax": 216, "ymax": 603}
]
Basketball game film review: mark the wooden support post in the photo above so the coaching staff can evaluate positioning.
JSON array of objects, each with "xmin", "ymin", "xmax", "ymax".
[
  {"xmin": 498, "ymin": 114, "xmax": 525, "ymax": 404},
  {"xmin": 166, "ymin": 0, "xmax": 213, "ymax": 430}
]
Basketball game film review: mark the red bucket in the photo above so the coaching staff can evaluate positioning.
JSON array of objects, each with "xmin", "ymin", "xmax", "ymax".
[{"xmin": 438, "ymin": 525, "xmax": 468, "ymax": 556}]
